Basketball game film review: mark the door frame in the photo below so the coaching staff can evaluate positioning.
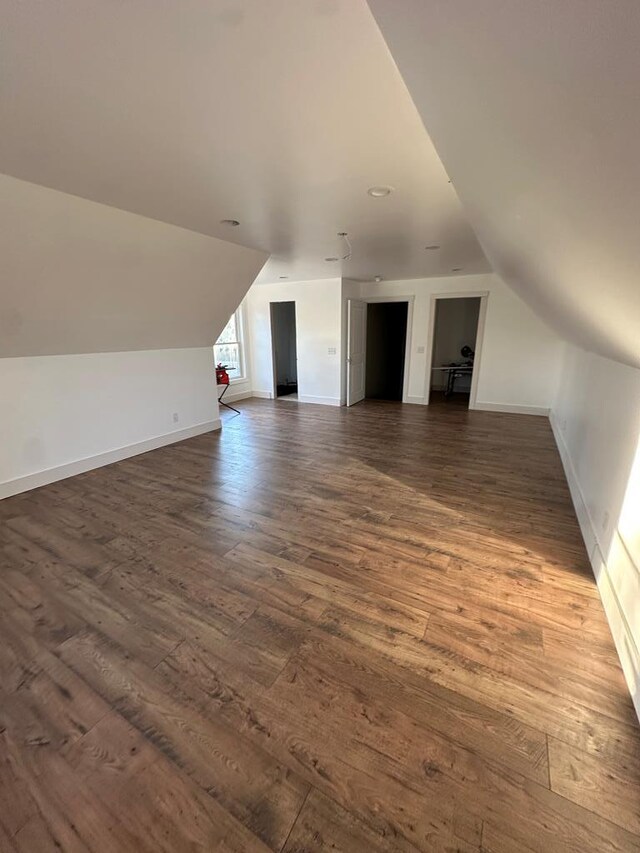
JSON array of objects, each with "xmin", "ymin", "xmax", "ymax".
[
  {"xmin": 423, "ymin": 291, "xmax": 488, "ymax": 408},
  {"xmin": 358, "ymin": 295, "xmax": 414, "ymax": 404},
  {"xmin": 269, "ymin": 300, "xmax": 298, "ymax": 400}
]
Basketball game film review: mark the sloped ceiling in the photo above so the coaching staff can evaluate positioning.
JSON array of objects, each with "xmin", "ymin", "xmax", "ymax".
[
  {"xmin": 367, "ymin": 0, "xmax": 640, "ymax": 367},
  {"xmin": 0, "ymin": 175, "xmax": 267, "ymax": 357},
  {"xmin": 1, "ymin": 0, "xmax": 488, "ymax": 285}
]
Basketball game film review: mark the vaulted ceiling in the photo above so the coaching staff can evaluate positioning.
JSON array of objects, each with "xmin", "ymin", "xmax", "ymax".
[
  {"xmin": 4, "ymin": 0, "xmax": 637, "ymax": 365},
  {"xmin": 1, "ymin": 0, "xmax": 488, "ymax": 285},
  {"xmin": 367, "ymin": 0, "xmax": 640, "ymax": 368}
]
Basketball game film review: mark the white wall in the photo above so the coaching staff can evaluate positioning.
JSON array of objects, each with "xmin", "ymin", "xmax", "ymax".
[
  {"xmin": 0, "ymin": 349, "xmax": 220, "ymax": 499},
  {"xmin": 0, "ymin": 176, "xmax": 267, "ymax": 498},
  {"xmin": 345, "ymin": 273, "xmax": 564, "ymax": 414},
  {"xmin": 551, "ymin": 345, "xmax": 640, "ymax": 718},
  {"xmin": 246, "ymin": 279, "xmax": 342, "ymax": 405}
]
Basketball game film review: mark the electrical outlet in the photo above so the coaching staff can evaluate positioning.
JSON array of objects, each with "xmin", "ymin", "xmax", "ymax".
[
  {"xmin": 417, "ymin": 345, "xmax": 425, "ymax": 354},
  {"xmin": 173, "ymin": 412, "xmax": 179, "ymax": 423},
  {"xmin": 328, "ymin": 346, "xmax": 337, "ymax": 355}
]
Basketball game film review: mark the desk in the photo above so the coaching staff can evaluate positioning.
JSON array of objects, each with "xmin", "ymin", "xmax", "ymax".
[
  {"xmin": 431, "ymin": 365, "xmax": 473, "ymax": 398},
  {"xmin": 217, "ymin": 383, "xmax": 240, "ymax": 414}
]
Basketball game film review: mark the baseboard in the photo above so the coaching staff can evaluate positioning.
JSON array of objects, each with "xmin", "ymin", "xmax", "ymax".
[
  {"xmin": 549, "ymin": 413, "xmax": 598, "ymax": 556},
  {"xmin": 550, "ymin": 411, "xmax": 640, "ymax": 722},
  {"xmin": 0, "ymin": 419, "xmax": 221, "ymax": 500},
  {"xmin": 222, "ymin": 388, "xmax": 253, "ymax": 403},
  {"xmin": 297, "ymin": 395, "xmax": 341, "ymax": 407},
  {"xmin": 251, "ymin": 390, "xmax": 273, "ymax": 399},
  {"xmin": 472, "ymin": 401, "xmax": 550, "ymax": 416},
  {"xmin": 405, "ymin": 395, "xmax": 425, "ymax": 405}
]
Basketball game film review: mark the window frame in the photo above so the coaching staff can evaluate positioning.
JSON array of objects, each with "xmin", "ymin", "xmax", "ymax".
[{"xmin": 214, "ymin": 308, "xmax": 246, "ymax": 383}]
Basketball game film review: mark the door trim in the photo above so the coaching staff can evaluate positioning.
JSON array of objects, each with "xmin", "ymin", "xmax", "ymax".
[
  {"xmin": 423, "ymin": 291, "xmax": 488, "ymax": 407},
  {"xmin": 269, "ymin": 300, "xmax": 298, "ymax": 401}
]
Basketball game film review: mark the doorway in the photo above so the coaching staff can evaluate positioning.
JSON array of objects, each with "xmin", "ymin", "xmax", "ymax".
[
  {"xmin": 270, "ymin": 301, "xmax": 298, "ymax": 399},
  {"xmin": 365, "ymin": 302, "xmax": 408, "ymax": 401},
  {"xmin": 346, "ymin": 298, "xmax": 411, "ymax": 406},
  {"xmin": 427, "ymin": 295, "xmax": 482, "ymax": 408}
]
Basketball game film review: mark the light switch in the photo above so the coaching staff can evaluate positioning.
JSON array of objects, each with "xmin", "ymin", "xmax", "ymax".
[{"xmin": 417, "ymin": 345, "xmax": 425, "ymax": 354}]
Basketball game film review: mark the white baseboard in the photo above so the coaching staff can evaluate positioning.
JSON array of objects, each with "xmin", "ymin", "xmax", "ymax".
[
  {"xmin": 0, "ymin": 419, "xmax": 221, "ymax": 500},
  {"xmin": 297, "ymin": 395, "xmax": 341, "ymax": 407},
  {"xmin": 221, "ymin": 388, "xmax": 253, "ymax": 403},
  {"xmin": 472, "ymin": 401, "xmax": 550, "ymax": 416},
  {"xmin": 251, "ymin": 390, "xmax": 273, "ymax": 400},
  {"xmin": 550, "ymin": 411, "xmax": 640, "ymax": 722},
  {"xmin": 405, "ymin": 395, "xmax": 425, "ymax": 405}
]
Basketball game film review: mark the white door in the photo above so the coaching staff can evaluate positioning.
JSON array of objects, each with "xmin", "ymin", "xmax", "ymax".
[{"xmin": 347, "ymin": 299, "xmax": 367, "ymax": 406}]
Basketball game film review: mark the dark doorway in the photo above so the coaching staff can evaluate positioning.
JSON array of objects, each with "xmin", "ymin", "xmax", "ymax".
[
  {"xmin": 365, "ymin": 302, "xmax": 408, "ymax": 401},
  {"xmin": 270, "ymin": 301, "xmax": 298, "ymax": 398}
]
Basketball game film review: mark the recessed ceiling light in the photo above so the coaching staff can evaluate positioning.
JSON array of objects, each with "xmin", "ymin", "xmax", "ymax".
[
  {"xmin": 220, "ymin": 218, "xmax": 240, "ymax": 226},
  {"xmin": 451, "ymin": 267, "xmax": 462, "ymax": 272},
  {"xmin": 374, "ymin": 276, "xmax": 383, "ymax": 282},
  {"xmin": 367, "ymin": 185, "xmax": 393, "ymax": 198},
  {"xmin": 325, "ymin": 257, "xmax": 339, "ymax": 262},
  {"xmin": 425, "ymin": 245, "xmax": 440, "ymax": 250}
]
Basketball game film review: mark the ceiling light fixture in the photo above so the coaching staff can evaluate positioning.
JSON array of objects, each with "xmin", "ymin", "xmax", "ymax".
[
  {"xmin": 451, "ymin": 267, "xmax": 462, "ymax": 272},
  {"xmin": 425, "ymin": 245, "xmax": 440, "ymax": 250},
  {"xmin": 220, "ymin": 218, "xmax": 240, "ymax": 226},
  {"xmin": 325, "ymin": 232, "xmax": 352, "ymax": 262},
  {"xmin": 374, "ymin": 276, "xmax": 383, "ymax": 282},
  {"xmin": 279, "ymin": 275, "xmax": 288, "ymax": 279},
  {"xmin": 367, "ymin": 186, "xmax": 393, "ymax": 198}
]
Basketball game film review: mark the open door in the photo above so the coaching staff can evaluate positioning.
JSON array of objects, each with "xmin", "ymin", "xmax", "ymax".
[{"xmin": 346, "ymin": 299, "xmax": 367, "ymax": 406}]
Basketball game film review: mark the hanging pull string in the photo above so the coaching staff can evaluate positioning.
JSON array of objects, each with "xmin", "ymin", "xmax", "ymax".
[{"xmin": 337, "ymin": 232, "xmax": 352, "ymax": 261}]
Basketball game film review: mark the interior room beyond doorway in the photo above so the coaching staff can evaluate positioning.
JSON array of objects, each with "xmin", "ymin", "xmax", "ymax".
[
  {"xmin": 365, "ymin": 301, "xmax": 408, "ymax": 402},
  {"xmin": 270, "ymin": 301, "xmax": 298, "ymax": 399},
  {"xmin": 429, "ymin": 296, "xmax": 481, "ymax": 408}
]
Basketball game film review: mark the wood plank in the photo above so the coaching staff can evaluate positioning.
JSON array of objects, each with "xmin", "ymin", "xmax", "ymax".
[{"xmin": 56, "ymin": 629, "xmax": 309, "ymax": 850}]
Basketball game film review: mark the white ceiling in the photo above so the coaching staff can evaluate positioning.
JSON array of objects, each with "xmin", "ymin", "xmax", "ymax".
[
  {"xmin": 368, "ymin": 0, "xmax": 640, "ymax": 368},
  {"xmin": 0, "ymin": 0, "xmax": 489, "ymax": 285}
]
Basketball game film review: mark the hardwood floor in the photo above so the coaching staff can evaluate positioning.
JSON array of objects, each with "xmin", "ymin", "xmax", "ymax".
[{"xmin": 1, "ymin": 398, "xmax": 639, "ymax": 852}]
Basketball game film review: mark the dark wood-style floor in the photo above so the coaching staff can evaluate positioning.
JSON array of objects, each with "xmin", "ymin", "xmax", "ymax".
[{"xmin": 1, "ymin": 399, "xmax": 639, "ymax": 852}]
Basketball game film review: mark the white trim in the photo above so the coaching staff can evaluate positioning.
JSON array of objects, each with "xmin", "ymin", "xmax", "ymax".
[
  {"xmin": 423, "ymin": 291, "xmax": 488, "ymax": 407},
  {"xmin": 251, "ymin": 389, "xmax": 274, "ymax": 399},
  {"xmin": 357, "ymin": 295, "xmax": 415, "ymax": 404},
  {"xmin": 405, "ymin": 395, "xmax": 424, "ymax": 405},
  {"xmin": 220, "ymin": 388, "xmax": 253, "ymax": 403},
  {"xmin": 269, "ymin": 299, "xmax": 299, "ymax": 401},
  {"xmin": 297, "ymin": 394, "xmax": 341, "ymax": 406},
  {"xmin": 472, "ymin": 402, "xmax": 550, "ymax": 416},
  {"xmin": 214, "ymin": 307, "xmax": 246, "ymax": 382},
  {"xmin": 0, "ymin": 419, "xmax": 221, "ymax": 500},
  {"xmin": 550, "ymin": 412, "xmax": 640, "ymax": 722}
]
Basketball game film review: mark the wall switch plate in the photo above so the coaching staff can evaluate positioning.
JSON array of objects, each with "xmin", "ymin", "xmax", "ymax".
[
  {"xmin": 417, "ymin": 345, "xmax": 425, "ymax": 354},
  {"xmin": 173, "ymin": 412, "xmax": 179, "ymax": 423},
  {"xmin": 328, "ymin": 347, "xmax": 337, "ymax": 355}
]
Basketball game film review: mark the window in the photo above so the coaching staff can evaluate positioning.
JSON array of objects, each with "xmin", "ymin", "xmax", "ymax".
[{"xmin": 214, "ymin": 310, "xmax": 244, "ymax": 380}]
